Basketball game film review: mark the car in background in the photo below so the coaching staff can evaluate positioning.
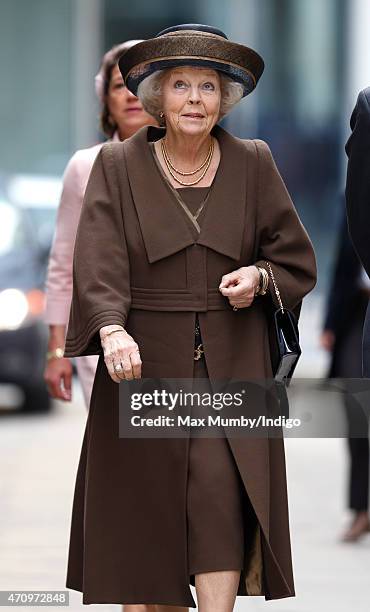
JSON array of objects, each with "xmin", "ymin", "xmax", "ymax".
[
  {"xmin": 0, "ymin": 175, "xmax": 62, "ymax": 412},
  {"xmin": 7, "ymin": 174, "xmax": 62, "ymax": 253}
]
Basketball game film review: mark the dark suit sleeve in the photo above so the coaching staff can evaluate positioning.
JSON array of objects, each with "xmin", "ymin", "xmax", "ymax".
[
  {"xmin": 323, "ymin": 211, "xmax": 362, "ymax": 333},
  {"xmin": 345, "ymin": 88, "xmax": 370, "ymax": 277},
  {"xmin": 63, "ymin": 143, "xmax": 131, "ymax": 357}
]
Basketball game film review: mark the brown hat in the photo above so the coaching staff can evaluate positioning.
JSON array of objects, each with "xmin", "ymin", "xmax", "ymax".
[{"xmin": 118, "ymin": 24, "xmax": 264, "ymax": 98}]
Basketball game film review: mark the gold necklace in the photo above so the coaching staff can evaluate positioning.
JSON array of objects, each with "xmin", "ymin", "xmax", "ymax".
[
  {"xmin": 161, "ymin": 139, "xmax": 214, "ymax": 186},
  {"xmin": 162, "ymin": 138, "xmax": 213, "ymax": 176}
]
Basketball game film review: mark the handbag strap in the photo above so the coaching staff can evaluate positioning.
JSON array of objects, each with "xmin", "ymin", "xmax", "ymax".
[{"xmin": 264, "ymin": 261, "xmax": 284, "ymax": 313}]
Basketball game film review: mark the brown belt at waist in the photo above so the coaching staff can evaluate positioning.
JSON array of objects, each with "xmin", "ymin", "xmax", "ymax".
[{"xmin": 130, "ymin": 287, "xmax": 232, "ymax": 311}]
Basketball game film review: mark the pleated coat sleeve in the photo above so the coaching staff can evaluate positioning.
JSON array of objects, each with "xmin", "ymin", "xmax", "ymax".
[
  {"xmin": 252, "ymin": 139, "xmax": 317, "ymax": 312},
  {"xmin": 63, "ymin": 143, "xmax": 131, "ymax": 358}
]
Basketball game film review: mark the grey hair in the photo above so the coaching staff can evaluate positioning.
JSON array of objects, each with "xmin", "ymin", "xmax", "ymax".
[{"xmin": 136, "ymin": 68, "xmax": 244, "ymax": 126}]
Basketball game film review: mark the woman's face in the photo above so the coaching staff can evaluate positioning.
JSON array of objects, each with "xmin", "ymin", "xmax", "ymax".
[
  {"xmin": 161, "ymin": 66, "xmax": 221, "ymax": 138},
  {"xmin": 106, "ymin": 64, "xmax": 155, "ymax": 137}
]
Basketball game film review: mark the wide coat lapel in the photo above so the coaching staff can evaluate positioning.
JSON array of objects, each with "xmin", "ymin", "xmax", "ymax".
[{"xmin": 123, "ymin": 124, "xmax": 248, "ymax": 264}]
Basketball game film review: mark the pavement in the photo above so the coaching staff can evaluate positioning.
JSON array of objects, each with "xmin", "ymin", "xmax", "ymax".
[{"xmin": 0, "ymin": 293, "xmax": 369, "ymax": 611}]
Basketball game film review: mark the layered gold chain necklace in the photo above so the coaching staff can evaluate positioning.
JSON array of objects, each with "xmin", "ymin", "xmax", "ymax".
[{"xmin": 161, "ymin": 137, "xmax": 214, "ymax": 186}]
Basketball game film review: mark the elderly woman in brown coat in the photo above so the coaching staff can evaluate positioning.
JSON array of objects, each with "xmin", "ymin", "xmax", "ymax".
[{"xmin": 63, "ymin": 24, "xmax": 317, "ymax": 612}]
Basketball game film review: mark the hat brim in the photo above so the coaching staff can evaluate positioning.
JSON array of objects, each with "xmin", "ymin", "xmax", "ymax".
[
  {"xmin": 119, "ymin": 31, "xmax": 264, "ymax": 98},
  {"xmin": 125, "ymin": 57, "xmax": 256, "ymax": 97}
]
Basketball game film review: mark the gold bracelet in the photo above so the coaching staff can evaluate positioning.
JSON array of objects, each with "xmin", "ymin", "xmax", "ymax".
[
  {"xmin": 105, "ymin": 329, "xmax": 124, "ymax": 337},
  {"xmin": 46, "ymin": 347, "xmax": 64, "ymax": 361},
  {"xmin": 100, "ymin": 326, "xmax": 125, "ymax": 340},
  {"xmin": 255, "ymin": 266, "xmax": 269, "ymax": 296},
  {"xmin": 254, "ymin": 266, "xmax": 262, "ymax": 296},
  {"xmin": 260, "ymin": 267, "xmax": 269, "ymax": 294}
]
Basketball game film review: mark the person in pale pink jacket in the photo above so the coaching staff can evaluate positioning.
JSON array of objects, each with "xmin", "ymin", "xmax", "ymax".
[{"xmin": 44, "ymin": 41, "xmax": 156, "ymax": 407}]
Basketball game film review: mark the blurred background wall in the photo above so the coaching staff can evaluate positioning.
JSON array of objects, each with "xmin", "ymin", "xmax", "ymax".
[{"xmin": 1, "ymin": 0, "xmax": 370, "ymax": 296}]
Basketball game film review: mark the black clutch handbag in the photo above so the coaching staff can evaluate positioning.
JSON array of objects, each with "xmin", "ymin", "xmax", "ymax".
[{"xmin": 264, "ymin": 261, "xmax": 301, "ymax": 386}]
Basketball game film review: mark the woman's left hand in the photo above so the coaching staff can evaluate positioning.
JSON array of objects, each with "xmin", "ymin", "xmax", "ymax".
[{"xmin": 219, "ymin": 265, "xmax": 260, "ymax": 309}]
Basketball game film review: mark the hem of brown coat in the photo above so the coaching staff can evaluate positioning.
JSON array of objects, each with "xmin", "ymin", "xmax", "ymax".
[
  {"xmin": 65, "ymin": 582, "xmax": 295, "ymax": 605},
  {"xmin": 265, "ymin": 589, "xmax": 296, "ymax": 600},
  {"xmin": 66, "ymin": 582, "xmax": 196, "ymax": 608}
]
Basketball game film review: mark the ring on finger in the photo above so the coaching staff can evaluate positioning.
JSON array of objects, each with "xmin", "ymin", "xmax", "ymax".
[
  {"xmin": 233, "ymin": 305, "xmax": 239, "ymax": 311},
  {"xmin": 114, "ymin": 362, "xmax": 123, "ymax": 373}
]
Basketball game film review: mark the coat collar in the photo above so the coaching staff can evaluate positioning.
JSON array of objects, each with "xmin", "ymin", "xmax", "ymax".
[{"xmin": 123, "ymin": 124, "xmax": 248, "ymax": 264}]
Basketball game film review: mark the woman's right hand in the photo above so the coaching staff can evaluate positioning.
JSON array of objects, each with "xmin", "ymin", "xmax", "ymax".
[
  {"xmin": 99, "ymin": 325, "xmax": 142, "ymax": 383},
  {"xmin": 44, "ymin": 357, "xmax": 73, "ymax": 401},
  {"xmin": 44, "ymin": 324, "xmax": 72, "ymax": 401}
]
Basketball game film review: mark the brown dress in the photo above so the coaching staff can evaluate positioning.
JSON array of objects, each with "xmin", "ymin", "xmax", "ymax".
[
  {"xmin": 174, "ymin": 186, "xmax": 246, "ymax": 583},
  {"xmin": 63, "ymin": 124, "xmax": 317, "ymax": 607}
]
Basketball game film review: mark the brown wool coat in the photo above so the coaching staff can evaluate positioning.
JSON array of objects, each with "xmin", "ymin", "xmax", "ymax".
[{"xmin": 63, "ymin": 124, "xmax": 317, "ymax": 607}]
